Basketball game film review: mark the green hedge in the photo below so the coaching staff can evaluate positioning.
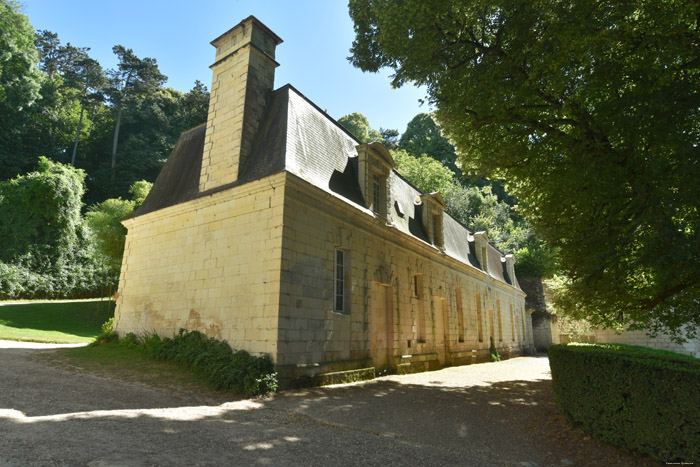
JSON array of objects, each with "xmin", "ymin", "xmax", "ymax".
[
  {"xmin": 548, "ymin": 343, "xmax": 700, "ymax": 463},
  {"xmin": 118, "ymin": 329, "xmax": 277, "ymax": 396}
]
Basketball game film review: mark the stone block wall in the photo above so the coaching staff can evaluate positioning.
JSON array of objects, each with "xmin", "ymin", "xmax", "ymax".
[
  {"xmin": 114, "ymin": 173, "xmax": 286, "ymax": 357},
  {"xmin": 275, "ymin": 174, "xmax": 529, "ymax": 380},
  {"xmin": 587, "ymin": 328, "xmax": 700, "ymax": 358}
]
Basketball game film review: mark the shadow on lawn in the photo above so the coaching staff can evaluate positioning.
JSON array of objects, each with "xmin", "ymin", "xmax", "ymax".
[{"xmin": 0, "ymin": 300, "xmax": 113, "ymax": 337}]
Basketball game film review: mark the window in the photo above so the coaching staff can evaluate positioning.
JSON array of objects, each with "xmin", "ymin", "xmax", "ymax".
[
  {"xmin": 334, "ymin": 249, "xmax": 347, "ymax": 313},
  {"xmin": 474, "ymin": 232, "xmax": 489, "ymax": 273},
  {"xmin": 357, "ymin": 143, "xmax": 394, "ymax": 220},
  {"xmin": 497, "ymin": 300, "xmax": 503, "ymax": 342},
  {"xmin": 413, "ymin": 273, "xmax": 423, "ymax": 299},
  {"xmin": 414, "ymin": 274, "xmax": 425, "ymax": 342},
  {"xmin": 419, "ymin": 193, "xmax": 446, "ymax": 249},
  {"xmin": 476, "ymin": 293, "xmax": 483, "ymax": 343},
  {"xmin": 456, "ymin": 286, "xmax": 464, "ymax": 342},
  {"xmin": 510, "ymin": 304, "xmax": 515, "ymax": 341},
  {"xmin": 432, "ymin": 213, "xmax": 443, "ymax": 247},
  {"xmin": 372, "ymin": 174, "xmax": 381, "ymax": 214}
]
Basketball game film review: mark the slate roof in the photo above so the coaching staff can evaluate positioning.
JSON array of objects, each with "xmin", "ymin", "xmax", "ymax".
[{"xmin": 134, "ymin": 84, "xmax": 520, "ymax": 291}]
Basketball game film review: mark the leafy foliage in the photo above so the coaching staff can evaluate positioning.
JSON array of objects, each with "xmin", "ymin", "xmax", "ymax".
[
  {"xmin": 338, "ymin": 112, "xmax": 382, "ymax": 143},
  {"xmin": 392, "ymin": 149, "xmax": 557, "ymax": 277},
  {"xmin": 0, "ymin": 0, "xmax": 43, "ymax": 179},
  {"xmin": 85, "ymin": 198, "xmax": 134, "ymax": 272},
  {"xmin": 399, "ymin": 113, "xmax": 460, "ymax": 176},
  {"xmin": 128, "ymin": 180, "xmax": 153, "ymax": 208},
  {"xmin": 85, "ymin": 179, "xmax": 151, "ymax": 278},
  {"xmin": 92, "ymin": 316, "xmax": 118, "ymax": 345},
  {"xmin": 0, "ymin": 157, "xmax": 108, "ymax": 298},
  {"xmin": 489, "ymin": 336, "xmax": 500, "ymax": 362},
  {"xmin": 549, "ymin": 344, "xmax": 700, "ymax": 463},
  {"xmin": 348, "ymin": 0, "xmax": 700, "ymax": 338},
  {"xmin": 114, "ymin": 329, "xmax": 278, "ymax": 396},
  {"xmin": 1, "ymin": 3, "xmax": 209, "ymax": 204}
]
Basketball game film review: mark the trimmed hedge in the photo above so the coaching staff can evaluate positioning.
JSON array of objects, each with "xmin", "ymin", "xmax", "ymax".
[{"xmin": 548, "ymin": 343, "xmax": 700, "ymax": 463}]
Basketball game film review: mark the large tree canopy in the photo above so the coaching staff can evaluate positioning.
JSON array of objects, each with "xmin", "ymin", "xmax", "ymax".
[
  {"xmin": 349, "ymin": 0, "xmax": 700, "ymax": 338},
  {"xmin": 0, "ymin": 0, "xmax": 43, "ymax": 177}
]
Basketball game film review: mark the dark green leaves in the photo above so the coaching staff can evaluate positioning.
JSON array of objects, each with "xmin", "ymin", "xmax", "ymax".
[{"xmin": 349, "ymin": 0, "xmax": 700, "ymax": 338}]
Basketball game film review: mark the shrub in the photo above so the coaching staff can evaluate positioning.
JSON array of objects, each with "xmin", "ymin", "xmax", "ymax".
[
  {"xmin": 489, "ymin": 336, "xmax": 500, "ymax": 362},
  {"xmin": 119, "ymin": 332, "xmax": 140, "ymax": 348},
  {"xmin": 0, "ymin": 157, "xmax": 111, "ymax": 299},
  {"xmin": 146, "ymin": 329, "xmax": 277, "ymax": 396},
  {"xmin": 548, "ymin": 343, "xmax": 700, "ymax": 463},
  {"xmin": 91, "ymin": 317, "xmax": 118, "ymax": 346}
]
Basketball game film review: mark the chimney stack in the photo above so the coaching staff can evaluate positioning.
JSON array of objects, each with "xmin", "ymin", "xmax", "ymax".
[{"xmin": 200, "ymin": 16, "xmax": 283, "ymax": 191}]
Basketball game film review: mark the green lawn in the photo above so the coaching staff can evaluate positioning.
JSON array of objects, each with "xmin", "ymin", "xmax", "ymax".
[{"xmin": 0, "ymin": 300, "xmax": 114, "ymax": 343}]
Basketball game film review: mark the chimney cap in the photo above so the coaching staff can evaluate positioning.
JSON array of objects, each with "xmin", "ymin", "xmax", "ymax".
[{"xmin": 211, "ymin": 15, "xmax": 283, "ymax": 47}]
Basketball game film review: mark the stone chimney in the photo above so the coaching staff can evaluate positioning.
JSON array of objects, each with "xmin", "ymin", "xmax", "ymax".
[{"xmin": 199, "ymin": 16, "xmax": 283, "ymax": 191}]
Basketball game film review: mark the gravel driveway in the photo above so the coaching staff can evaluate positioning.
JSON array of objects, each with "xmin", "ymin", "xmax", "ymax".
[{"xmin": 0, "ymin": 341, "xmax": 655, "ymax": 466}]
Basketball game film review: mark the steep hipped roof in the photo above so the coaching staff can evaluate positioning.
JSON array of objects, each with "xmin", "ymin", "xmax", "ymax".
[{"xmin": 134, "ymin": 84, "xmax": 520, "ymax": 291}]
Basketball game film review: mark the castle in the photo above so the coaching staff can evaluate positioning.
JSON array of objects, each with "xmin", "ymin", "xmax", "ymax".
[{"xmin": 114, "ymin": 16, "xmax": 534, "ymax": 384}]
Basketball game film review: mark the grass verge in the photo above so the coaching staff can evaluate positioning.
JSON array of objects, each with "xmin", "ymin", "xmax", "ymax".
[
  {"xmin": 0, "ymin": 300, "xmax": 114, "ymax": 343},
  {"xmin": 47, "ymin": 342, "xmax": 235, "ymax": 401},
  {"xmin": 43, "ymin": 343, "xmax": 236, "ymax": 403}
]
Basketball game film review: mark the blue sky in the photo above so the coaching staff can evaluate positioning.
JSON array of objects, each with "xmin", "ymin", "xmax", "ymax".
[{"xmin": 21, "ymin": 0, "xmax": 431, "ymax": 133}]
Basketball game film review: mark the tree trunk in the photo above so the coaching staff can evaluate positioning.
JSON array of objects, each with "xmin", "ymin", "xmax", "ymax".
[
  {"xmin": 70, "ymin": 102, "xmax": 85, "ymax": 166},
  {"xmin": 111, "ymin": 106, "xmax": 122, "ymax": 181}
]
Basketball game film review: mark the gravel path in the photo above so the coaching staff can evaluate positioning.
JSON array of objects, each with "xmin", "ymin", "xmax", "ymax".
[{"xmin": 0, "ymin": 343, "xmax": 656, "ymax": 466}]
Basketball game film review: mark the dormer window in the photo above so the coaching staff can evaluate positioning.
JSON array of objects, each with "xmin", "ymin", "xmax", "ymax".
[
  {"xmin": 420, "ymin": 192, "xmax": 447, "ymax": 250},
  {"xmin": 474, "ymin": 231, "xmax": 490, "ymax": 273},
  {"xmin": 504, "ymin": 254, "xmax": 516, "ymax": 285},
  {"xmin": 357, "ymin": 142, "xmax": 395, "ymax": 221}
]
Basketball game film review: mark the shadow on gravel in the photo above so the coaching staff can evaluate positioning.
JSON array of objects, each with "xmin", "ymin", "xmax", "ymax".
[
  {"xmin": 0, "ymin": 348, "xmax": 659, "ymax": 466},
  {"xmin": 273, "ymin": 378, "xmax": 659, "ymax": 467}
]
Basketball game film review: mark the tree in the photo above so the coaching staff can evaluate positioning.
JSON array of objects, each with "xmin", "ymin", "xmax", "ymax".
[
  {"xmin": 399, "ymin": 113, "xmax": 459, "ymax": 175},
  {"xmin": 178, "ymin": 80, "xmax": 209, "ymax": 130},
  {"xmin": 337, "ymin": 112, "xmax": 381, "ymax": 143},
  {"xmin": 107, "ymin": 45, "xmax": 166, "ymax": 180},
  {"xmin": 86, "ymin": 180, "xmax": 152, "ymax": 280},
  {"xmin": 379, "ymin": 128, "xmax": 399, "ymax": 150},
  {"xmin": 349, "ymin": 0, "xmax": 700, "ymax": 338},
  {"xmin": 392, "ymin": 148, "xmax": 557, "ymax": 277},
  {"xmin": 0, "ymin": 0, "xmax": 43, "ymax": 179},
  {"xmin": 64, "ymin": 54, "xmax": 106, "ymax": 166},
  {"xmin": 128, "ymin": 179, "xmax": 152, "ymax": 208},
  {"xmin": 36, "ymin": 32, "xmax": 108, "ymax": 167},
  {"xmin": 34, "ymin": 30, "xmax": 61, "ymax": 78},
  {"xmin": 0, "ymin": 157, "xmax": 106, "ymax": 298}
]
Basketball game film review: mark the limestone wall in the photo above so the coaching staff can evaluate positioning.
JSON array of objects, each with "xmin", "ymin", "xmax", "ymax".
[
  {"xmin": 583, "ymin": 328, "xmax": 700, "ymax": 358},
  {"xmin": 276, "ymin": 174, "xmax": 529, "ymax": 379},
  {"xmin": 114, "ymin": 173, "xmax": 286, "ymax": 357}
]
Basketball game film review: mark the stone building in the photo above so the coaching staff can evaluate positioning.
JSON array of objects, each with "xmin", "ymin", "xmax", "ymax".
[{"xmin": 114, "ymin": 16, "xmax": 534, "ymax": 384}]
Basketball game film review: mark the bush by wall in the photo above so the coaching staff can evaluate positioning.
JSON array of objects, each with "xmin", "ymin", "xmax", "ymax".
[
  {"xmin": 128, "ymin": 329, "xmax": 277, "ymax": 396},
  {"xmin": 548, "ymin": 343, "xmax": 700, "ymax": 463}
]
